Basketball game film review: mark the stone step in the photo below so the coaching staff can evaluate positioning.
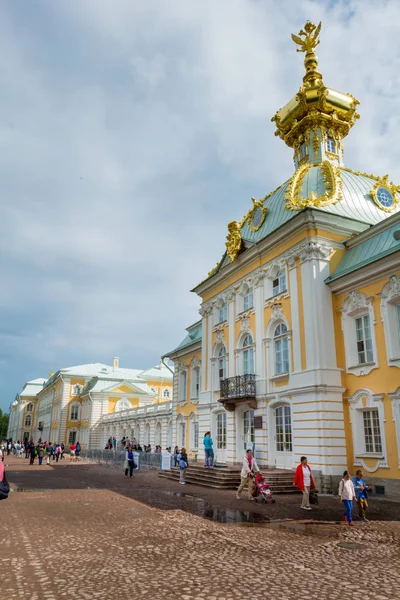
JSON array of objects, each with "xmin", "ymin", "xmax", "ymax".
[{"xmin": 158, "ymin": 470, "xmax": 301, "ymax": 493}]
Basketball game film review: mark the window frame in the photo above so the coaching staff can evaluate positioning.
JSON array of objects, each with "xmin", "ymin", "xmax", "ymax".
[
  {"xmin": 274, "ymin": 323, "xmax": 290, "ymax": 375},
  {"xmin": 218, "ymin": 346, "xmax": 227, "ymax": 381},
  {"xmin": 70, "ymin": 403, "xmax": 80, "ymax": 421},
  {"xmin": 380, "ymin": 276, "xmax": 400, "ymax": 368},
  {"xmin": 179, "ymin": 370, "xmax": 188, "ymax": 404},
  {"xmin": 362, "ymin": 409, "xmax": 382, "ymax": 454},
  {"xmin": 326, "ymin": 136, "xmax": 336, "ymax": 153},
  {"xmin": 348, "ymin": 389, "xmax": 388, "ymax": 469},
  {"xmin": 243, "ymin": 287, "xmax": 254, "ymax": 311},
  {"xmin": 355, "ymin": 314, "xmax": 374, "ymax": 365},
  {"xmin": 272, "ymin": 269, "xmax": 287, "ymax": 296},
  {"xmin": 242, "ymin": 334, "xmax": 255, "ymax": 375},
  {"xmin": 24, "ymin": 414, "xmax": 32, "ymax": 427}
]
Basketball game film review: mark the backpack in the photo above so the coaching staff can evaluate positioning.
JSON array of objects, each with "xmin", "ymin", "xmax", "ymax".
[{"xmin": 0, "ymin": 472, "xmax": 10, "ymax": 501}]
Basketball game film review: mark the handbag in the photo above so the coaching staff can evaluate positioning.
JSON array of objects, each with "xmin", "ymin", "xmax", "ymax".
[
  {"xmin": 0, "ymin": 472, "xmax": 10, "ymax": 501},
  {"xmin": 309, "ymin": 488, "xmax": 319, "ymax": 505}
]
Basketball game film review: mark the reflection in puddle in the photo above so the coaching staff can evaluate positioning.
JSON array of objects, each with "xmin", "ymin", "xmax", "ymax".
[{"xmin": 203, "ymin": 506, "xmax": 270, "ymax": 524}]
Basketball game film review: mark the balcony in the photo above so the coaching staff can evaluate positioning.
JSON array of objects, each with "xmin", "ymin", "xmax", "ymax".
[{"xmin": 219, "ymin": 374, "xmax": 256, "ymax": 412}]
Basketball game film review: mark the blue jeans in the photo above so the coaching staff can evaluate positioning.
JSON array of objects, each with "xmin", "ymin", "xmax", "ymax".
[
  {"xmin": 205, "ymin": 449, "xmax": 214, "ymax": 467},
  {"xmin": 343, "ymin": 499, "xmax": 353, "ymax": 522}
]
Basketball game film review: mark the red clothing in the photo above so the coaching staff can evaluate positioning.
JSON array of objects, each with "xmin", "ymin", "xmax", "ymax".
[
  {"xmin": 248, "ymin": 457, "xmax": 252, "ymax": 470},
  {"xmin": 293, "ymin": 463, "xmax": 315, "ymax": 491}
]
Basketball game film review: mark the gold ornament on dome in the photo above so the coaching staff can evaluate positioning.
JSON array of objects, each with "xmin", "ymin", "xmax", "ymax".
[
  {"xmin": 208, "ymin": 262, "xmax": 220, "ymax": 277},
  {"xmin": 247, "ymin": 197, "xmax": 268, "ymax": 231},
  {"xmin": 225, "ymin": 221, "xmax": 242, "ymax": 262},
  {"xmin": 369, "ymin": 175, "xmax": 399, "ymax": 213},
  {"xmin": 291, "ymin": 21, "xmax": 321, "ymax": 55},
  {"xmin": 284, "ymin": 160, "xmax": 343, "ymax": 210}
]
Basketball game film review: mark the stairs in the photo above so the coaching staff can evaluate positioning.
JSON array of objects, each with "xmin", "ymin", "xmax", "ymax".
[{"xmin": 158, "ymin": 464, "xmax": 300, "ymax": 494}]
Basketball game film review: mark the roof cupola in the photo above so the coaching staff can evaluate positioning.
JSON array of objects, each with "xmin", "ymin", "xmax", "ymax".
[{"xmin": 272, "ymin": 21, "xmax": 360, "ymax": 170}]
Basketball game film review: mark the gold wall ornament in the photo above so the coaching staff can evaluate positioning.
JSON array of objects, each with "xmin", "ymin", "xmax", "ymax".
[
  {"xmin": 312, "ymin": 130, "xmax": 319, "ymax": 156},
  {"xmin": 369, "ymin": 175, "xmax": 399, "ymax": 213},
  {"xmin": 247, "ymin": 197, "xmax": 268, "ymax": 231},
  {"xmin": 225, "ymin": 221, "xmax": 242, "ymax": 262},
  {"xmin": 284, "ymin": 160, "xmax": 343, "ymax": 210}
]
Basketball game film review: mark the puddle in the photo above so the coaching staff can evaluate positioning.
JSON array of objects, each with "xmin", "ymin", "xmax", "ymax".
[
  {"xmin": 158, "ymin": 490, "xmax": 197, "ymax": 499},
  {"xmin": 337, "ymin": 542, "xmax": 365, "ymax": 550},
  {"xmin": 14, "ymin": 487, "xmax": 56, "ymax": 493},
  {"xmin": 203, "ymin": 506, "xmax": 270, "ymax": 524}
]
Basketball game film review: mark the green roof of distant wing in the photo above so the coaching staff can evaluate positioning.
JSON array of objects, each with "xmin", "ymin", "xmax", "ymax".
[
  {"xmin": 163, "ymin": 321, "xmax": 202, "ymax": 356},
  {"xmin": 326, "ymin": 219, "xmax": 400, "ymax": 283}
]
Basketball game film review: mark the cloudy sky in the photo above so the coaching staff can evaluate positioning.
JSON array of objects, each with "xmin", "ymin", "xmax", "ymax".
[{"xmin": 1, "ymin": 0, "xmax": 400, "ymax": 410}]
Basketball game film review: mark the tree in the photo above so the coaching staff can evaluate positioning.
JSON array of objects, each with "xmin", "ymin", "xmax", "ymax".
[{"xmin": 0, "ymin": 409, "xmax": 9, "ymax": 439}]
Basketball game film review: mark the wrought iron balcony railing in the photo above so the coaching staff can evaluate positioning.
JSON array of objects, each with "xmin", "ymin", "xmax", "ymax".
[{"xmin": 219, "ymin": 374, "xmax": 256, "ymax": 400}]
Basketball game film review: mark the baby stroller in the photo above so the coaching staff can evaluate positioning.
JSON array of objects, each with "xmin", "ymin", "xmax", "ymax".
[{"xmin": 252, "ymin": 473, "xmax": 276, "ymax": 503}]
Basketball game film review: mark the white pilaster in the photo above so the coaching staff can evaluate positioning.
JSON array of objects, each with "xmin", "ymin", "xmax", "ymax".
[{"xmin": 288, "ymin": 258, "xmax": 302, "ymax": 372}]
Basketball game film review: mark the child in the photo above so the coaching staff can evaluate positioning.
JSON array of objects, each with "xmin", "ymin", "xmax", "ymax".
[
  {"xmin": 178, "ymin": 448, "xmax": 188, "ymax": 485},
  {"xmin": 353, "ymin": 469, "xmax": 372, "ymax": 522},
  {"xmin": 338, "ymin": 470, "xmax": 356, "ymax": 526}
]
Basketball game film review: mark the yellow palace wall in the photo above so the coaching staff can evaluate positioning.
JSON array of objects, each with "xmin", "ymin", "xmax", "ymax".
[{"xmin": 332, "ymin": 274, "xmax": 400, "ymax": 480}]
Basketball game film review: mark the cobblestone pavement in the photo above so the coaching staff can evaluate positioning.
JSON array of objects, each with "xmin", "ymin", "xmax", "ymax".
[{"xmin": 1, "ymin": 457, "xmax": 399, "ymax": 600}]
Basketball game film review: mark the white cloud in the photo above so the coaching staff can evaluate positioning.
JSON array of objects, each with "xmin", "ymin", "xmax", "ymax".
[{"xmin": 1, "ymin": 0, "xmax": 400, "ymax": 406}]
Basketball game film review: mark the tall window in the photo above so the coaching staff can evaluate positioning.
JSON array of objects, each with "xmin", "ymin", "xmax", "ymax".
[
  {"xmin": 179, "ymin": 371, "xmax": 187, "ymax": 402},
  {"xmin": 275, "ymin": 405, "xmax": 292, "ymax": 452},
  {"xmin": 163, "ymin": 388, "xmax": 170, "ymax": 399},
  {"xmin": 397, "ymin": 304, "xmax": 400, "ymax": 337},
  {"xmin": 356, "ymin": 315, "xmax": 373, "ymax": 364},
  {"xmin": 243, "ymin": 409, "xmax": 255, "ymax": 449},
  {"xmin": 219, "ymin": 303, "xmax": 228, "ymax": 323},
  {"xmin": 70, "ymin": 404, "xmax": 79, "ymax": 420},
  {"xmin": 244, "ymin": 287, "xmax": 254, "ymax": 311},
  {"xmin": 24, "ymin": 415, "xmax": 32, "ymax": 427},
  {"xmin": 218, "ymin": 347, "xmax": 227, "ymax": 380},
  {"xmin": 179, "ymin": 422, "xmax": 186, "ymax": 448},
  {"xmin": 272, "ymin": 270, "xmax": 287, "ymax": 296},
  {"xmin": 274, "ymin": 324, "xmax": 289, "ymax": 374},
  {"xmin": 191, "ymin": 420, "xmax": 199, "ymax": 449},
  {"xmin": 68, "ymin": 431, "xmax": 77, "ymax": 444},
  {"xmin": 192, "ymin": 368, "xmax": 200, "ymax": 398},
  {"xmin": 242, "ymin": 335, "xmax": 254, "ymax": 374},
  {"xmin": 217, "ymin": 412, "xmax": 227, "ymax": 449},
  {"xmin": 26, "ymin": 403, "xmax": 33, "ymax": 412},
  {"xmin": 363, "ymin": 410, "xmax": 382, "ymax": 454},
  {"xmin": 326, "ymin": 136, "xmax": 336, "ymax": 153}
]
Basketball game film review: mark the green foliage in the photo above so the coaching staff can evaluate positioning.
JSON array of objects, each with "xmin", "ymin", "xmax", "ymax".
[{"xmin": 0, "ymin": 409, "xmax": 9, "ymax": 439}]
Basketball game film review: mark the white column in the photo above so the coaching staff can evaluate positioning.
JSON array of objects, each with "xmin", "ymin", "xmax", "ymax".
[
  {"xmin": 253, "ymin": 272, "xmax": 265, "ymax": 381},
  {"xmin": 288, "ymin": 257, "xmax": 302, "ymax": 373},
  {"xmin": 200, "ymin": 310, "xmax": 207, "ymax": 392},
  {"xmin": 228, "ymin": 296, "xmax": 236, "ymax": 377},
  {"xmin": 207, "ymin": 312, "xmax": 213, "ymax": 390},
  {"xmin": 300, "ymin": 244, "xmax": 337, "ymax": 372}
]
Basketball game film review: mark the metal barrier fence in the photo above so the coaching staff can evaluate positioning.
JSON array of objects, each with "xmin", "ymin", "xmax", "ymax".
[{"xmin": 81, "ymin": 449, "xmax": 197, "ymax": 470}]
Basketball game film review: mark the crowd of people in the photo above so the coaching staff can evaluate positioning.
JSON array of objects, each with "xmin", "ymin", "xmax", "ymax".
[
  {"xmin": 0, "ymin": 439, "xmax": 82, "ymax": 464},
  {"xmin": 1, "ymin": 435, "xmax": 374, "ymax": 523}
]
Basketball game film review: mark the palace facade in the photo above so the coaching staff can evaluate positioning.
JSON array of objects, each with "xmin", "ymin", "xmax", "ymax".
[
  {"xmin": 163, "ymin": 21, "xmax": 400, "ymax": 495},
  {"xmin": 8, "ymin": 358, "xmax": 173, "ymax": 448}
]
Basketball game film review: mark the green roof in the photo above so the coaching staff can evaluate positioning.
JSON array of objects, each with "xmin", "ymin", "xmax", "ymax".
[
  {"xmin": 326, "ymin": 215, "xmax": 400, "ymax": 283},
  {"xmin": 163, "ymin": 321, "xmax": 202, "ymax": 357}
]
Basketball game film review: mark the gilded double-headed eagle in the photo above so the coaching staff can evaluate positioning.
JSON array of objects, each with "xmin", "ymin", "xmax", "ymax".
[{"xmin": 291, "ymin": 21, "xmax": 322, "ymax": 53}]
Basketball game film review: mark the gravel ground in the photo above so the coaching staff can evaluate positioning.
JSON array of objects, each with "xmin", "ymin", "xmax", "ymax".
[{"xmin": 1, "ymin": 456, "xmax": 399, "ymax": 600}]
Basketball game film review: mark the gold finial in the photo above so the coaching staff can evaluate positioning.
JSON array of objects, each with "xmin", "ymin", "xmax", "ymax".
[{"xmin": 291, "ymin": 21, "xmax": 322, "ymax": 87}]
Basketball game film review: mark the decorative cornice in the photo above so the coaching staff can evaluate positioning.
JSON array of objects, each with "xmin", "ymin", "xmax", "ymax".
[
  {"xmin": 387, "ymin": 275, "xmax": 400, "ymax": 302},
  {"xmin": 298, "ymin": 241, "xmax": 332, "ymax": 262}
]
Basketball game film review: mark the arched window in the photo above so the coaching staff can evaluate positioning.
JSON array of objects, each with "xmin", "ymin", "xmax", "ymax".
[
  {"xmin": 190, "ymin": 414, "xmax": 199, "ymax": 450},
  {"xmin": 218, "ymin": 346, "xmax": 227, "ymax": 380},
  {"xmin": 26, "ymin": 402, "xmax": 33, "ymax": 412},
  {"xmin": 155, "ymin": 422, "xmax": 162, "ymax": 446},
  {"xmin": 24, "ymin": 414, "xmax": 32, "ymax": 427},
  {"xmin": 115, "ymin": 398, "xmax": 131, "ymax": 412},
  {"xmin": 274, "ymin": 324, "xmax": 289, "ymax": 374},
  {"xmin": 242, "ymin": 335, "xmax": 254, "ymax": 374},
  {"xmin": 163, "ymin": 388, "xmax": 170, "ymax": 399},
  {"xmin": 144, "ymin": 423, "xmax": 150, "ymax": 445}
]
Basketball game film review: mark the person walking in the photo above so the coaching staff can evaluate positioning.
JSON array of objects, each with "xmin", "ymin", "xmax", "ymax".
[
  {"xmin": 38, "ymin": 445, "xmax": 45, "ymax": 466},
  {"xmin": 173, "ymin": 446, "xmax": 180, "ymax": 467},
  {"xmin": 60, "ymin": 443, "xmax": 65, "ymax": 460},
  {"xmin": 124, "ymin": 444, "xmax": 136, "ymax": 477},
  {"xmin": 339, "ymin": 470, "xmax": 356, "ymax": 525},
  {"xmin": 29, "ymin": 443, "xmax": 37, "ymax": 465},
  {"xmin": 236, "ymin": 449, "xmax": 259, "ymax": 501},
  {"xmin": 293, "ymin": 456, "xmax": 315, "ymax": 511},
  {"xmin": 75, "ymin": 441, "xmax": 81, "ymax": 460},
  {"xmin": 203, "ymin": 432, "xmax": 214, "ymax": 468},
  {"xmin": 178, "ymin": 448, "xmax": 188, "ymax": 484},
  {"xmin": 46, "ymin": 443, "xmax": 53, "ymax": 465},
  {"xmin": 353, "ymin": 469, "xmax": 372, "ymax": 522}
]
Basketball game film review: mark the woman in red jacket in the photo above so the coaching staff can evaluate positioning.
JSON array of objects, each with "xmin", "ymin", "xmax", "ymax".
[{"xmin": 293, "ymin": 456, "xmax": 315, "ymax": 511}]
